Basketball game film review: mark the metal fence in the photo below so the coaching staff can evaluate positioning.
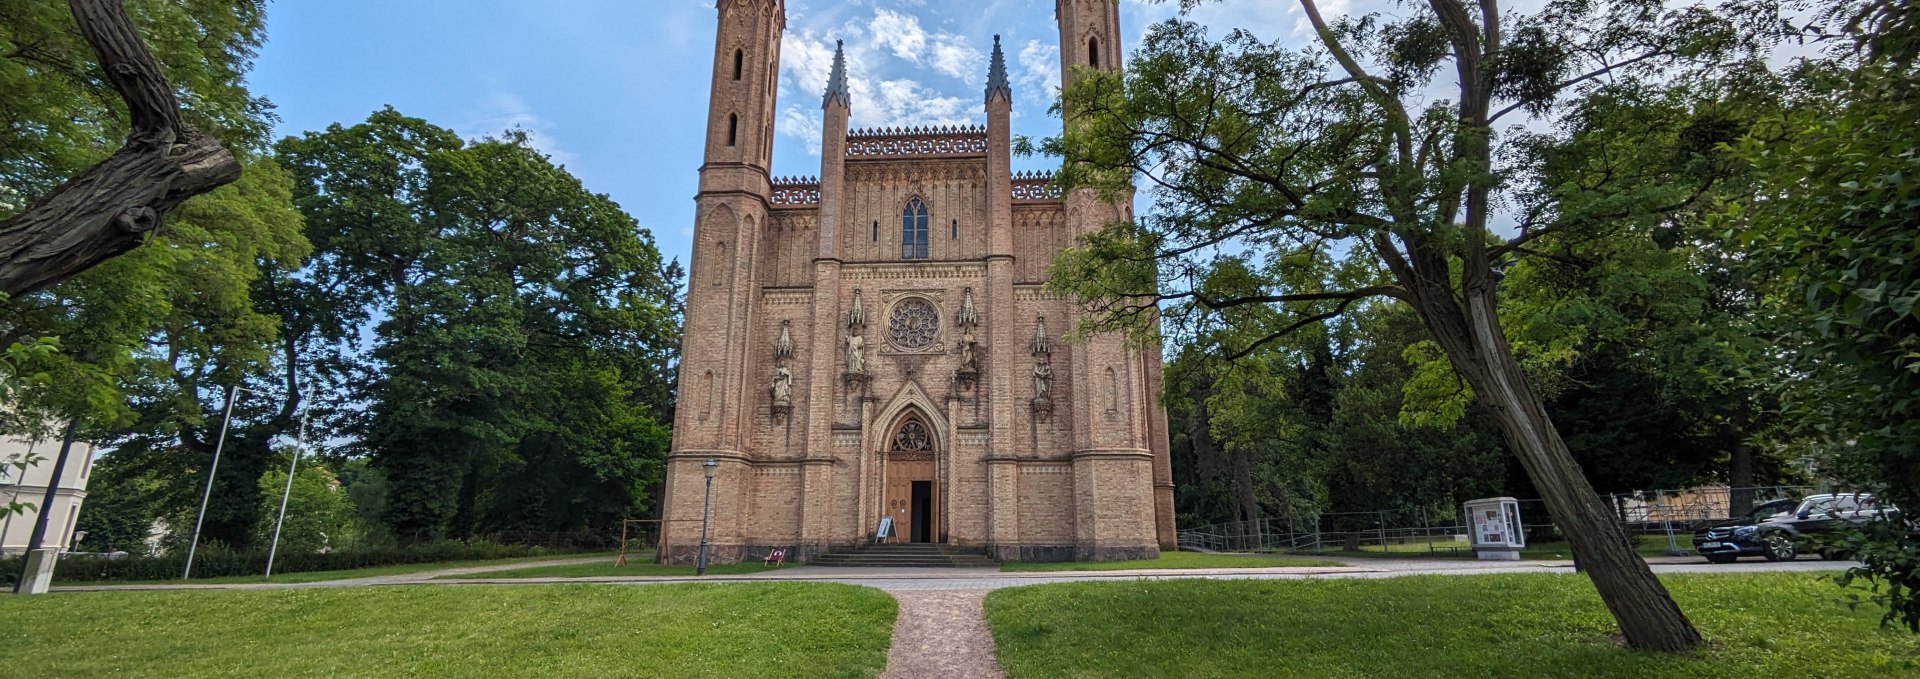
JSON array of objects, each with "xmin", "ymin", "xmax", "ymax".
[{"xmin": 1175, "ymin": 485, "xmax": 1815, "ymax": 556}]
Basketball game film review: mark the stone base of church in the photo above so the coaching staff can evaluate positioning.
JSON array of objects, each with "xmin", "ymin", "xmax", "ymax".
[
  {"xmin": 1077, "ymin": 545, "xmax": 1160, "ymax": 562},
  {"xmin": 658, "ymin": 542, "xmax": 833, "ymax": 565},
  {"xmin": 989, "ymin": 544, "xmax": 1160, "ymax": 563},
  {"xmin": 664, "ymin": 541, "xmax": 1159, "ymax": 565}
]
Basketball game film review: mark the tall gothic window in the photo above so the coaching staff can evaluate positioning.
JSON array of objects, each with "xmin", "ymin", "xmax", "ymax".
[
  {"xmin": 1088, "ymin": 37, "xmax": 1100, "ymax": 67},
  {"xmin": 732, "ymin": 50, "xmax": 744, "ymax": 80},
  {"xmin": 727, "ymin": 114, "xmax": 738, "ymax": 146},
  {"xmin": 901, "ymin": 198, "xmax": 929, "ymax": 259}
]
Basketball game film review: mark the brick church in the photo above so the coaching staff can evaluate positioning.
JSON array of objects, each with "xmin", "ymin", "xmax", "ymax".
[{"xmin": 662, "ymin": 0, "xmax": 1174, "ymax": 563}]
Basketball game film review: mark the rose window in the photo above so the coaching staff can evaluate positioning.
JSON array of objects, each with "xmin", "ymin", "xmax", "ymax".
[
  {"xmin": 888, "ymin": 299, "xmax": 939, "ymax": 349},
  {"xmin": 891, "ymin": 418, "xmax": 931, "ymax": 452}
]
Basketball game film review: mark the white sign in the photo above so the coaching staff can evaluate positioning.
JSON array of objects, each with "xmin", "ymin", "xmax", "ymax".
[{"xmin": 876, "ymin": 516, "xmax": 894, "ymax": 540}]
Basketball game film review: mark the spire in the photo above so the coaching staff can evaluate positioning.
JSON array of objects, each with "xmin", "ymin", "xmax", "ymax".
[
  {"xmin": 823, "ymin": 39, "xmax": 851, "ymax": 109},
  {"xmin": 985, "ymin": 34, "xmax": 1012, "ymax": 102}
]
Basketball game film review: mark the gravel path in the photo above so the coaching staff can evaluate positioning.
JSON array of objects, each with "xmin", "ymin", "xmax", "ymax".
[{"xmin": 882, "ymin": 590, "xmax": 1005, "ymax": 679}]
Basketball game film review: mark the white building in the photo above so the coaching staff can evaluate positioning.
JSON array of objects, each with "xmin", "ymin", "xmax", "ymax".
[{"xmin": 0, "ymin": 432, "xmax": 96, "ymax": 554}]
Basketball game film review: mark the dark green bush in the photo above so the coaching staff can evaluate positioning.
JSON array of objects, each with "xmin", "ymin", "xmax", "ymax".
[{"xmin": 0, "ymin": 539, "xmax": 579, "ymax": 586}]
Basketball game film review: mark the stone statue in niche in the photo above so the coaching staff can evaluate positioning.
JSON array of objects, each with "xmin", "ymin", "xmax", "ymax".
[
  {"xmin": 845, "ymin": 332, "xmax": 866, "ymax": 374},
  {"xmin": 770, "ymin": 365, "xmax": 793, "ymax": 405},
  {"xmin": 958, "ymin": 333, "xmax": 979, "ymax": 373},
  {"xmin": 957, "ymin": 287, "xmax": 979, "ymax": 327},
  {"xmin": 1032, "ymin": 360, "xmax": 1051, "ymax": 400},
  {"xmin": 1031, "ymin": 315, "xmax": 1051, "ymax": 356},
  {"xmin": 848, "ymin": 288, "xmax": 866, "ymax": 329}
]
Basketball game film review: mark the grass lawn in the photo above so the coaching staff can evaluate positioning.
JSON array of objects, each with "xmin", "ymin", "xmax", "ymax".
[
  {"xmin": 1519, "ymin": 534, "xmax": 1688, "ymax": 560},
  {"xmin": 69, "ymin": 551, "xmax": 619, "ymax": 586},
  {"xmin": 985, "ymin": 572, "xmax": 1918, "ymax": 678},
  {"xmin": 0, "ymin": 583, "xmax": 895, "ymax": 679},
  {"xmin": 1300, "ymin": 534, "xmax": 1677, "ymax": 560},
  {"xmin": 1000, "ymin": 550, "xmax": 1342, "ymax": 572},
  {"xmin": 453, "ymin": 558, "xmax": 797, "ymax": 579}
]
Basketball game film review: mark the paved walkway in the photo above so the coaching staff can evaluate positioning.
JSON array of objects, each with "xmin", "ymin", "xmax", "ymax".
[{"xmin": 882, "ymin": 590, "xmax": 1004, "ymax": 679}]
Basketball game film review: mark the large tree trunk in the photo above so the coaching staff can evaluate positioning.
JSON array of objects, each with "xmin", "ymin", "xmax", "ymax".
[
  {"xmin": 0, "ymin": 0, "xmax": 241, "ymax": 296},
  {"xmin": 1728, "ymin": 407, "xmax": 1754, "ymax": 517},
  {"xmin": 1415, "ymin": 282, "xmax": 1704, "ymax": 652}
]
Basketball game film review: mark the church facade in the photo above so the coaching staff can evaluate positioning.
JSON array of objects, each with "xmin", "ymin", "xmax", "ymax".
[{"xmin": 661, "ymin": 0, "xmax": 1174, "ymax": 563}]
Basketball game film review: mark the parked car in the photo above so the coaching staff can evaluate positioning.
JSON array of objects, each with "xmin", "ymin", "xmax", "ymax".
[
  {"xmin": 1692, "ymin": 498, "xmax": 1798, "ymax": 563},
  {"xmin": 1694, "ymin": 493, "xmax": 1898, "ymax": 563}
]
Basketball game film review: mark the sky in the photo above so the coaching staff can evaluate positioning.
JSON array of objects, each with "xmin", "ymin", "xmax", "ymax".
[{"xmin": 246, "ymin": 0, "xmax": 1338, "ymax": 268}]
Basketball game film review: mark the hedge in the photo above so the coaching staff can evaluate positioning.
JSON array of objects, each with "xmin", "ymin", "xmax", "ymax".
[{"xmin": 0, "ymin": 540, "xmax": 579, "ymax": 586}]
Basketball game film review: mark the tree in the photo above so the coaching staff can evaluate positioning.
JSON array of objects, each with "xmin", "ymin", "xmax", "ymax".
[
  {"xmin": 2, "ymin": 0, "xmax": 294, "ymax": 545},
  {"xmin": 253, "ymin": 454, "xmax": 354, "ymax": 555},
  {"xmin": 0, "ymin": 0, "xmax": 263, "ymax": 294},
  {"xmin": 1047, "ymin": 0, "xmax": 1790, "ymax": 650},
  {"xmin": 1734, "ymin": 0, "xmax": 1920, "ymax": 631},
  {"xmin": 274, "ymin": 110, "xmax": 683, "ymax": 542},
  {"xmin": 3, "ymin": 154, "xmax": 309, "ymax": 549}
]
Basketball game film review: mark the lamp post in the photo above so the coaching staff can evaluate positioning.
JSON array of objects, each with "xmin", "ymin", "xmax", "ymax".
[
  {"xmin": 264, "ymin": 396, "xmax": 311, "ymax": 578},
  {"xmin": 696, "ymin": 457, "xmax": 718, "ymax": 576},
  {"xmin": 184, "ymin": 385, "xmax": 255, "ymax": 580}
]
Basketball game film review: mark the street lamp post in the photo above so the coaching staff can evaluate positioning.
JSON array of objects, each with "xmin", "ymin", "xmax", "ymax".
[
  {"xmin": 696, "ymin": 457, "xmax": 718, "ymax": 576},
  {"xmin": 264, "ymin": 398, "xmax": 311, "ymax": 578},
  {"xmin": 184, "ymin": 385, "xmax": 254, "ymax": 580}
]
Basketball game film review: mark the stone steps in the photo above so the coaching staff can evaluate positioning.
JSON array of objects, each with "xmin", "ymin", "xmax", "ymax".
[{"xmin": 808, "ymin": 543, "xmax": 998, "ymax": 568}]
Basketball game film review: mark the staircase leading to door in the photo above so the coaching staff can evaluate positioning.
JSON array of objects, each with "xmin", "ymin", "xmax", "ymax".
[{"xmin": 807, "ymin": 543, "xmax": 998, "ymax": 568}]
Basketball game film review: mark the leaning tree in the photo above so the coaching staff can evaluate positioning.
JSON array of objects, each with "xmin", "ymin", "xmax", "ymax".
[
  {"xmin": 0, "ymin": 0, "xmax": 242, "ymax": 295},
  {"xmin": 1049, "ymin": 0, "xmax": 1793, "ymax": 651}
]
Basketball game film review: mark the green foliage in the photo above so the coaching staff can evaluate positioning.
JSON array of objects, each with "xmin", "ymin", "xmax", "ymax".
[
  {"xmin": 0, "ymin": 0, "xmax": 300, "ymax": 545},
  {"xmin": 986, "ymin": 575, "xmax": 1918, "ymax": 677},
  {"xmin": 1168, "ymin": 305, "xmax": 1506, "ymax": 526},
  {"xmin": 1731, "ymin": 0, "xmax": 1920, "ymax": 631},
  {"xmin": 273, "ymin": 109, "xmax": 683, "ymax": 542},
  {"xmin": 71, "ymin": 450, "xmax": 171, "ymax": 553},
  {"xmin": 0, "ymin": 584, "xmax": 897, "ymax": 679},
  {"xmin": 0, "ymin": 0, "xmax": 271, "ymax": 202},
  {"xmin": 252, "ymin": 454, "xmax": 355, "ymax": 554},
  {"xmin": 0, "ymin": 539, "xmax": 563, "ymax": 585}
]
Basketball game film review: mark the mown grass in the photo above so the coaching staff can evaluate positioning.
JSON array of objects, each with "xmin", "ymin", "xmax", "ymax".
[
  {"xmin": 1000, "ymin": 550, "xmax": 1342, "ymax": 572},
  {"xmin": 0, "ymin": 583, "xmax": 896, "ymax": 679},
  {"xmin": 1299, "ymin": 534, "xmax": 1676, "ymax": 560},
  {"xmin": 985, "ymin": 572, "xmax": 1918, "ymax": 678},
  {"xmin": 68, "ymin": 551, "xmax": 619, "ymax": 586},
  {"xmin": 453, "ymin": 558, "xmax": 795, "ymax": 579}
]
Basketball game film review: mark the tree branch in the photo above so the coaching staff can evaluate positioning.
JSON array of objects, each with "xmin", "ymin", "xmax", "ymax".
[{"xmin": 0, "ymin": 0, "xmax": 242, "ymax": 296}]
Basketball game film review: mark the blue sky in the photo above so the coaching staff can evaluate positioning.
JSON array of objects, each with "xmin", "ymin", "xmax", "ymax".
[{"xmin": 248, "ymin": 1, "xmax": 1323, "ymax": 267}]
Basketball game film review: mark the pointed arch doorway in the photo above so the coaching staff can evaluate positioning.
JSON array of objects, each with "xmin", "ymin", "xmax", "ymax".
[{"xmin": 883, "ymin": 411, "xmax": 940, "ymax": 543}]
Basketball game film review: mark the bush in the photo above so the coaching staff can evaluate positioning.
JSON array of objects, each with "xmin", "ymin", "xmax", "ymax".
[{"xmin": 0, "ymin": 539, "xmax": 576, "ymax": 586}]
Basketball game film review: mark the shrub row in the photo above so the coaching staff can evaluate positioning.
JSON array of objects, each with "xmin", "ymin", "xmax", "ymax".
[{"xmin": 0, "ymin": 540, "xmax": 578, "ymax": 585}]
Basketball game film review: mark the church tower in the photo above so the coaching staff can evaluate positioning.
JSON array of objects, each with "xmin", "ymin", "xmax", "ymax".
[
  {"xmin": 1057, "ymin": 0, "xmax": 1178, "ymax": 555},
  {"xmin": 664, "ymin": 0, "xmax": 786, "ymax": 562}
]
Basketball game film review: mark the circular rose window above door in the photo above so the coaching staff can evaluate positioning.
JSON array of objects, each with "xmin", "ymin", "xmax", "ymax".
[{"xmin": 888, "ymin": 298, "xmax": 940, "ymax": 350}]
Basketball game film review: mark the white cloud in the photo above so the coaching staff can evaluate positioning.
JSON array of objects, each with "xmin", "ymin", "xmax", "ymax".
[
  {"xmin": 1016, "ymin": 39, "xmax": 1059, "ymax": 107},
  {"xmin": 776, "ymin": 14, "xmax": 987, "ymax": 157},
  {"xmin": 870, "ymin": 9, "xmax": 929, "ymax": 63},
  {"xmin": 929, "ymin": 41, "xmax": 985, "ymax": 84},
  {"xmin": 461, "ymin": 90, "xmax": 578, "ymax": 166},
  {"xmin": 779, "ymin": 107, "xmax": 825, "ymax": 157},
  {"xmin": 867, "ymin": 8, "xmax": 985, "ymax": 84}
]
